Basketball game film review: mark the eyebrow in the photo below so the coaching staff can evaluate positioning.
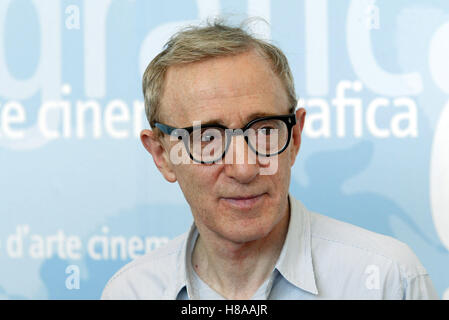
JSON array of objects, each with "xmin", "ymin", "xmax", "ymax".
[{"xmin": 199, "ymin": 111, "xmax": 280, "ymax": 128}]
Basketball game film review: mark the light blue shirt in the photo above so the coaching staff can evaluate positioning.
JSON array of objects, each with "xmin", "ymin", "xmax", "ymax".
[{"xmin": 101, "ymin": 194, "xmax": 439, "ymax": 300}]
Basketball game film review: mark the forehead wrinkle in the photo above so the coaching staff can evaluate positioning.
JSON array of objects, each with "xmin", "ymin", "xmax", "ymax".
[
  {"xmin": 162, "ymin": 87, "xmax": 286, "ymax": 128},
  {"xmin": 159, "ymin": 51, "xmax": 289, "ymax": 127},
  {"xmin": 190, "ymin": 95, "xmax": 283, "ymax": 129}
]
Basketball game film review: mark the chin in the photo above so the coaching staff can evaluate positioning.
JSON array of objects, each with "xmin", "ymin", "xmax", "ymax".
[{"xmin": 218, "ymin": 218, "xmax": 276, "ymax": 244}]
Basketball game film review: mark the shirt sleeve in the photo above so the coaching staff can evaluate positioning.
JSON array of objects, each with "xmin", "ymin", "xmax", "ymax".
[{"xmin": 403, "ymin": 274, "xmax": 440, "ymax": 300}]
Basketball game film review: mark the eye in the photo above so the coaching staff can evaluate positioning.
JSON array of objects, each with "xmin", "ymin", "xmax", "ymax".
[
  {"xmin": 199, "ymin": 128, "xmax": 224, "ymax": 143},
  {"xmin": 202, "ymin": 134, "xmax": 215, "ymax": 142},
  {"xmin": 258, "ymin": 127, "xmax": 275, "ymax": 135}
]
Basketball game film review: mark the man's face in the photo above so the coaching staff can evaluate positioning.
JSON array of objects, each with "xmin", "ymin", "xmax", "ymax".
[{"xmin": 142, "ymin": 50, "xmax": 305, "ymax": 244}]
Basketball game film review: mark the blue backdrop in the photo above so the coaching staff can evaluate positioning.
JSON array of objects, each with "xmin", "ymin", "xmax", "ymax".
[{"xmin": 0, "ymin": 0, "xmax": 448, "ymax": 299}]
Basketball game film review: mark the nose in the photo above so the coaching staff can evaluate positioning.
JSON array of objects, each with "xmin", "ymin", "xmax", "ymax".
[{"xmin": 223, "ymin": 134, "xmax": 259, "ymax": 184}]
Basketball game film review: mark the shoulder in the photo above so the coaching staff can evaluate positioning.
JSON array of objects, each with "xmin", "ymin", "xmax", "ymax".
[
  {"xmin": 308, "ymin": 209, "xmax": 427, "ymax": 277},
  {"xmin": 101, "ymin": 231, "xmax": 188, "ymax": 300}
]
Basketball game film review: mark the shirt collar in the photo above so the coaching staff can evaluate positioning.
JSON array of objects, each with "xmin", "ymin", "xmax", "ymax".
[
  {"xmin": 274, "ymin": 193, "xmax": 318, "ymax": 295},
  {"xmin": 170, "ymin": 193, "xmax": 318, "ymax": 299},
  {"xmin": 170, "ymin": 222, "xmax": 198, "ymax": 299}
]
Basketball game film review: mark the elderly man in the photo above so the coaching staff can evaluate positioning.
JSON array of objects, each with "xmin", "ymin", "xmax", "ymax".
[{"xmin": 101, "ymin": 20, "xmax": 438, "ymax": 300}]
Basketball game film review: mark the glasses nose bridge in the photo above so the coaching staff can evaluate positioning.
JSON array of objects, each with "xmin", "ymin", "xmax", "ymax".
[
  {"xmin": 225, "ymin": 128, "xmax": 250, "ymax": 150},
  {"xmin": 227, "ymin": 127, "xmax": 248, "ymax": 137},
  {"xmin": 223, "ymin": 128, "xmax": 257, "ymax": 164}
]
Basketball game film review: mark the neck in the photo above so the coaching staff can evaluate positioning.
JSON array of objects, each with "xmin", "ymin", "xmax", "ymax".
[{"xmin": 191, "ymin": 201, "xmax": 290, "ymax": 299}]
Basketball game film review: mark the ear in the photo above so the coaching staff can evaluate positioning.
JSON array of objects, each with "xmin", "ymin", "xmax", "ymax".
[
  {"xmin": 140, "ymin": 129, "xmax": 177, "ymax": 183},
  {"xmin": 289, "ymin": 108, "xmax": 306, "ymax": 167}
]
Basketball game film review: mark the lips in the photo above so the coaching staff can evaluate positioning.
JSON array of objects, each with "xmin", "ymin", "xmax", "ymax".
[{"xmin": 221, "ymin": 193, "xmax": 266, "ymax": 210}]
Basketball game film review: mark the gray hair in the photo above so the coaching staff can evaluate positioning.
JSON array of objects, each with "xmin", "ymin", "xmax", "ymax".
[{"xmin": 142, "ymin": 19, "xmax": 297, "ymax": 134}]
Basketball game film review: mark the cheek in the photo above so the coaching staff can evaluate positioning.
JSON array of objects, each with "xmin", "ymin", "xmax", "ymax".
[
  {"xmin": 285, "ymin": 143, "xmax": 295, "ymax": 167},
  {"xmin": 269, "ymin": 156, "xmax": 292, "ymax": 203},
  {"xmin": 174, "ymin": 165, "xmax": 220, "ymax": 205},
  {"xmin": 274, "ymin": 152, "xmax": 292, "ymax": 184}
]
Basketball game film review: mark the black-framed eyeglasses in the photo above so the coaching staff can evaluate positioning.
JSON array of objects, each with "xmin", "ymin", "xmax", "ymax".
[{"xmin": 154, "ymin": 113, "xmax": 297, "ymax": 164}]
